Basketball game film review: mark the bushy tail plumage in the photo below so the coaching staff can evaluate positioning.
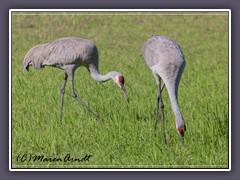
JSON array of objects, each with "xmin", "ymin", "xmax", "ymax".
[
  {"xmin": 22, "ymin": 45, "xmax": 36, "ymax": 71},
  {"xmin": 22, "ymin": 56, "xmax": 31, "ymax": 71}
]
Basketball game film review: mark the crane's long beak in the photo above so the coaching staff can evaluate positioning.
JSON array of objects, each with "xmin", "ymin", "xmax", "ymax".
[{"xmin": 121, "ymin": 85, "xmax": 129, "ymax": 102}]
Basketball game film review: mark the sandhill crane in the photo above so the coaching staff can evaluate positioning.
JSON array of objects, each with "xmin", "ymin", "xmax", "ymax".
[
  {"xmin": 23, "ymin": 37, "xmax": 129, "ymax": 122},
  {"xmin": 141, "ymin": 35, "xmax": 186, "ymax": 143}
]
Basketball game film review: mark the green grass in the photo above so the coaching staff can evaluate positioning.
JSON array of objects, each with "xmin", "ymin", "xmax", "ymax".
[{"xmin": 11, "ymin": 11, "xmax": 229, "ymax": 169}]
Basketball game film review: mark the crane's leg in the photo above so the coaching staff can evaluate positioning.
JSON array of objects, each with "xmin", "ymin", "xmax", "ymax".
[
  {"xmin": 154, "ymin": 90, "xmax": 160, "ymax": 135},
  {"xmin": 70, "ymin": 77, "xmax": 100, "ymax": 120},
  {"xmin": 60, "ymin": 72, "xmax": 68, "ymax": 124},
  {"xmin": 154, "ymin": 78, "xmax": 167, "ymax": 144},
  {"xmin": 159, "ymin": 81, "xmax": 167, "ymax": 145}
]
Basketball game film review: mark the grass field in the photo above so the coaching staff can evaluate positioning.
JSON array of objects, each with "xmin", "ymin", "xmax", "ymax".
[{"xmin": 11, "ymin": 11, "xmax": 229, "ymax": 169}]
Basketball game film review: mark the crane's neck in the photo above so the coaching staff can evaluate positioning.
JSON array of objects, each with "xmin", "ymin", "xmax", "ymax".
[
  {"xmin": 88, "ymin": 65, "xmax": 114, "ymax": 82},
  {"xmin": 166, "ymin": 84, "xmax": 185, "ymax": 128}
]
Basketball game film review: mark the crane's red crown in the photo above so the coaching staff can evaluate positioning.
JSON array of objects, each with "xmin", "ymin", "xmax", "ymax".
[
  {"xmin": 177, "ymin": 125, "xmax": 186, "ymax": 136},
  {"xmin": 118, "ymin": 76, "xmax": 124, "ymax": 85}
]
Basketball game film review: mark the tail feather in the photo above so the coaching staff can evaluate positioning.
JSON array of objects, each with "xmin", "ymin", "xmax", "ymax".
[
  {"xmin": 22, "ymin": 56, "xmax": 31, "ymax": 71},
  {"xmin": 22, "ymin": 46, "xmax": 35, "ymax": 71}
]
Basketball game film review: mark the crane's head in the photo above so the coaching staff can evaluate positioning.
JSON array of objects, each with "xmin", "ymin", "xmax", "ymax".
[
  {"xmin": 112, "ymin": 74, "xmax": 129, "ymax": 102},
  {"xmin": 177, "ymin": 125, "xmax": 186, "ymax": 142}
]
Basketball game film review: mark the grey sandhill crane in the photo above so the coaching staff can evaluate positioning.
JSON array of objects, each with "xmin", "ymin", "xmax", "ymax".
[
  {"xmin": 23, "ymin": 37, "xmax": 129, "ymax": 122},
  {"xmin": 141, "ymin": 35, "xmax": 186, "ymax": 143}
]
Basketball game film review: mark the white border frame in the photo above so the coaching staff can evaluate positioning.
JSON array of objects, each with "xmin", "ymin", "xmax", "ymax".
[{"xmin": 9, "ymin": 9, "xmax": 231, "ymax": 171}]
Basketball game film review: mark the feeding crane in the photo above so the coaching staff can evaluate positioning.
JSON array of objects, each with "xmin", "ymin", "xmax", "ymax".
[
  {"xmin": 22, "ymin": 37, "xmax": 129, "ymax": 122},
  {"xmin": 141, "ymin": 35, "xmax": 186, "ymax": 143}
]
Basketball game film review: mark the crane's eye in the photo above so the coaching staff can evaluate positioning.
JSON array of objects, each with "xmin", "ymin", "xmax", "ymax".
[{"xmin": 118, "ymin": 76, "xmax": 124, "ymax": 85}]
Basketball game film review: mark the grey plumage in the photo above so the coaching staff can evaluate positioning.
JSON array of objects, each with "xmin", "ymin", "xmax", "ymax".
[
  {"xmin": 141, "ymin": 35, "xmax": 186, "ymax": 143},
  {"xmin": 23, "ymin": 37, "xmax": 129, "ymax": 122},
  {"xmin": 23, "ymin": 37, "xmax": 98, "ymax": 72}
]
